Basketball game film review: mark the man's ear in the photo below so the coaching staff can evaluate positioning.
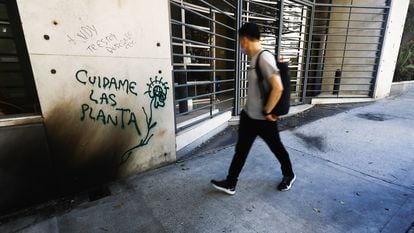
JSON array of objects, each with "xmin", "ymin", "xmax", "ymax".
[
  {"xmin": 240, "ymin": 36, "xmax": 246, "ymax": 44},
  {"xmin": 241, "ymin": 37, "xmax": 248, "ymax": 47}
]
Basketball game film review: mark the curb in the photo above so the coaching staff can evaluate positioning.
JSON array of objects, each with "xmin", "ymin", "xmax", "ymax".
[{"xmin": 390, "ymin": 80, "xmax": 414, "ymax": 96}]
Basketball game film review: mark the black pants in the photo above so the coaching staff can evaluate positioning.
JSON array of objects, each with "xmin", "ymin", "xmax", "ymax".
[{"xmin": 227, "ymin": 110, "xmax": 294, "ymax": 186}]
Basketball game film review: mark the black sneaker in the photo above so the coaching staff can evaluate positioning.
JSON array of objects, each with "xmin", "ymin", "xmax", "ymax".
[
  {"xmin": 211, "ymin": 179, "xmax": 236, "ymax": 195},
  {"xmin": 277, "ymin": 174, "xmax": 296, "ymax": 191}
]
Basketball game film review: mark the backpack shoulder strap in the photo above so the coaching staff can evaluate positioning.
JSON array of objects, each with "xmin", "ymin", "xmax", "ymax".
[
  {"xmin": 255, "ymin": 49, "xmax": 272, "ymax": 82},
  {"xmin": 255, "ymin": 49, "xmax": 272, "ymax": 100}
]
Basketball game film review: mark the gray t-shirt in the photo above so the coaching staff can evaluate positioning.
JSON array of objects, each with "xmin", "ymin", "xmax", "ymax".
[{"xmin": 244, "ymin": 50, "xmax": 279, "ymax": 120}]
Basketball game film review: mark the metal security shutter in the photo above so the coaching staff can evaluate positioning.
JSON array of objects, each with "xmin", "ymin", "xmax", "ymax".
[
  {"xmin": 170, "ymin": 0, "xmax": 391, "ymax": 123},
  {"xmin": 238, "ymin": 0, "xmax": 281, "ymax": 112},
  {"xmin": 0, "ymin": 0, "xmax": 39, "ymax": 117},
  {"xmin": 239, "ymin": 0, "xmax": 314, "ymax": 108},
  {"xmin": 170, "ymin": 0, "xmax": 237, "ymax": 130},
  {"xmin": 304, "ymin": 0, "xmax": 390, "ymax": 99},
  {"xmin": 280, "ymin": 0, "xmax": 313, "ymax": 104}
]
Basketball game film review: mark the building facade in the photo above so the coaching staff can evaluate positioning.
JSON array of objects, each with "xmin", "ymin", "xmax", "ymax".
[{"xmin": 0, "ymin": 0, "xmax": 409, "ymax": 213}]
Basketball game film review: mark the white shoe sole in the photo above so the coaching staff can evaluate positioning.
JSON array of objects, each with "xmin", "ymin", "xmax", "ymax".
[
  {"xmin": 280, "ymin": 175, "xmax": 296, "ymax": 192},
  {"xmin": 212, "ymin": 183, "xmax": 236, "ymax": 195}
]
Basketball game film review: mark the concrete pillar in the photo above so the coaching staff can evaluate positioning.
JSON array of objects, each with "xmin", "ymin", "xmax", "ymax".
[{"xmin": 374, "ymin": 0, "xmax": 410, "ymax": 98}]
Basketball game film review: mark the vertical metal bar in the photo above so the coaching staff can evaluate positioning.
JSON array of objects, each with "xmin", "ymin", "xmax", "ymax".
[
  {"xmin": 212, "ymin": 11, "xmax": 216, "ymax": 113},
  {"xmin": 277, "ymin": 0, "xmax": 284, "ymax": 58},
  {"xmin": 298, "ymin": 6, "xmax": 306, "ymax": 94},
  {"xmin": 209, "ymin": 5, "xmax": 214, "ymax": 117},
  {"xmin": 169, "ymin": 0, "xmax": 178, "ymax": 132},
  {"xmin": 181, "ymin": 0, "xmax": 187, "ymax": 71},
  {"xmin": 338, "ymin": 0, "xmax": 353, "ymax": 97},
  {"xmin": 178, "ymin": 0, "xmax": 189, "ymax": 114},
  {"xmin": 241, "ymin": 0, "xmax": 248, "ymax": 106},
  {"xmin": 301, "ymin": 4, "xmax": 315, "ymax": 103},
  {"xmin": 240, "ymin": 0, "xmax": 248, "ymax": 111},
  {"xmin": 319, "ymin": 0, "xmax": 333, "ymax": 86},
  {"xmin": 233, "ymin": 0, "xmax": 242, "ymax": 116},
  {"xmin": 176, "ymin": 71, "xmax": 189, "ymax": 114}
]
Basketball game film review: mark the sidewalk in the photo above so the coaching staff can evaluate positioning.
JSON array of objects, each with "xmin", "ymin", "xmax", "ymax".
[{"xmin": 1, "ymin": 88, "xmax": 414, "ymax": 233}]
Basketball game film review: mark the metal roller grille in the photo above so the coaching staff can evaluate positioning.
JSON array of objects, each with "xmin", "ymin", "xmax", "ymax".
[
  {"xmin": 305, "ymin": 0, "xmax": 390, "ymax": 99},
  {"xmin": 170, "ymin": 0, "xmax": 391, "ymax": 129},
  {"xmin": 280, "ymin": 0, "xmax": 313, "ymax": 104},
  {"xmin": 170, "ymin": 0, "xmax": 237, "ymax": 130},
  {"xmin": 239, "ymin": 0, "xmax": 280, "ymax": 112},
  {"xmin": 0, "ymin": 0, "xmax": 39, "ymax": 116}
]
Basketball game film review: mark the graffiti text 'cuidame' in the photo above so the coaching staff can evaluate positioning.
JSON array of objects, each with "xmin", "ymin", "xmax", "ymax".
[{"xmin": 76, "ymin": 69, "xmax": 138, "ymax": 96}]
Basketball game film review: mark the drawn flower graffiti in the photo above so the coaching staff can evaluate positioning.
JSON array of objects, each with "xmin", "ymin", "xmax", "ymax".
[
  {"xmin": 145, "ymin": 76, "xmax": 169, "ymax": 109},
  {"xmin": 120, "ymin": 76, "xmax": 169, "ymax": 164}
]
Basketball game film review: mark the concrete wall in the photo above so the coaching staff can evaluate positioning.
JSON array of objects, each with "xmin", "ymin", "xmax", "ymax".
[
  {"xmin": 15, "ymin": 0, "xmax": 176, "ymax": 192},
  {"xmin": 374, "ymin": 0, "xmax": 410, "ymax": 98},
  {"xmin": 390, "ymin": 80, "xmax": 414, "ymax": 96}
]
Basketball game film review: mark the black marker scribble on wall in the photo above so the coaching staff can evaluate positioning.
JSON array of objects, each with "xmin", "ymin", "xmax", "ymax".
[
  {"xmin": 67, "ymin": 25, "xmax": 135, "ymax": 54},
  {"xmin": 75, "ymin": 70, "xmax": 169, "ymax": 164}
]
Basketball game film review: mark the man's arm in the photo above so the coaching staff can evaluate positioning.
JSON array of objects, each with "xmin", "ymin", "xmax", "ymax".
[{"xmin": 264, "ymin": 73, "xmax": 284, "ymax": 114}]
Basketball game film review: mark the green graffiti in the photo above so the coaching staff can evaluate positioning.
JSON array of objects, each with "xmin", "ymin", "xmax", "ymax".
[
  {"xmin": 120, "ymin": 76, "xmax": 169, "ymax": 164},
  {"xmin": 76, "ymin": 69, "xmax": 169, "ymax": 164},
  {"xmin": 76, "ymin": 69, "xmax": 138, "ymax": 96},
  {"xmin": 145, "ymin": 77, "xmax": 169, "ymax": 109},
  {"xmin": 80, "ymin": 104, "xmax": 142, "ymax": 135}
]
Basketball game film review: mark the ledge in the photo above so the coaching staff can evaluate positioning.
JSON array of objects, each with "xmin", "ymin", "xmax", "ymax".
[
  {"xmin": 0, "ymin": 115, "xmax": 44, "ymax": 128},
  {"xmin": 390, "ymin": 80, "xmax": 414, "ymax": 96},
  {"xmin": 176, "ymin": 111, "xmax": 232, "ymax": 151},
  {"xmin": 311, "ymin": 98, "xmax": 375, "ymax": 105}
]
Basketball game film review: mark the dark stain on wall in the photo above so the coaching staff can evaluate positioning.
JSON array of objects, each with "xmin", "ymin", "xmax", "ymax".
[
  {"xmin": 0, "ymin": 74, "xmax": 172, "ymax": 214},
  {"xmin": 45, "ymin": 103, "xmax": 131, "ymax": 194},
  {"xmin": 0, "ymin": 123, "xmax": 55, "ymax": 215}
]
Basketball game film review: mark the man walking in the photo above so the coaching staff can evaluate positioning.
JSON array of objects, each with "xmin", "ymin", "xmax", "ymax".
[{"xmin": 211, "ymin": 23, "xmax": 295, "ymax": 195}]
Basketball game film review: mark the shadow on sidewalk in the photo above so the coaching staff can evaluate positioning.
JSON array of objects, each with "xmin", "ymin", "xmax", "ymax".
[{"xmin": 180, "ymin": 102, "xmax": 372, "ymax": 162}]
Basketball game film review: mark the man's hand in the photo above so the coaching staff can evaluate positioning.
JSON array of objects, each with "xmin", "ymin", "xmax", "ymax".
[{"xmin": 265, "ymin": 114, "xmax": 278, "ymax": 122}]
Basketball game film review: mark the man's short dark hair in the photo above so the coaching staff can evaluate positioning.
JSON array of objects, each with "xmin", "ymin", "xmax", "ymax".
[{"xmin": 238, "ymin": 23, "xmax": 261, "ymax": 41}]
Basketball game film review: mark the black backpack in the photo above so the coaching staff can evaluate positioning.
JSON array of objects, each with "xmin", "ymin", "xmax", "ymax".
[{"xmin": 255, "ymin": 50, "xmax": 291, "ymax": 116}]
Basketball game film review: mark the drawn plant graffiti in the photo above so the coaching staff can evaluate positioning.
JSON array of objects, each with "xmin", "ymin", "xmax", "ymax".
[
  {"xmin": 120, "ymin": 76, "xmax": 169, "ymax": 163},
  {"xmin": 75, "ymin": 70, "xmax": 169, "ymax": 164}
]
